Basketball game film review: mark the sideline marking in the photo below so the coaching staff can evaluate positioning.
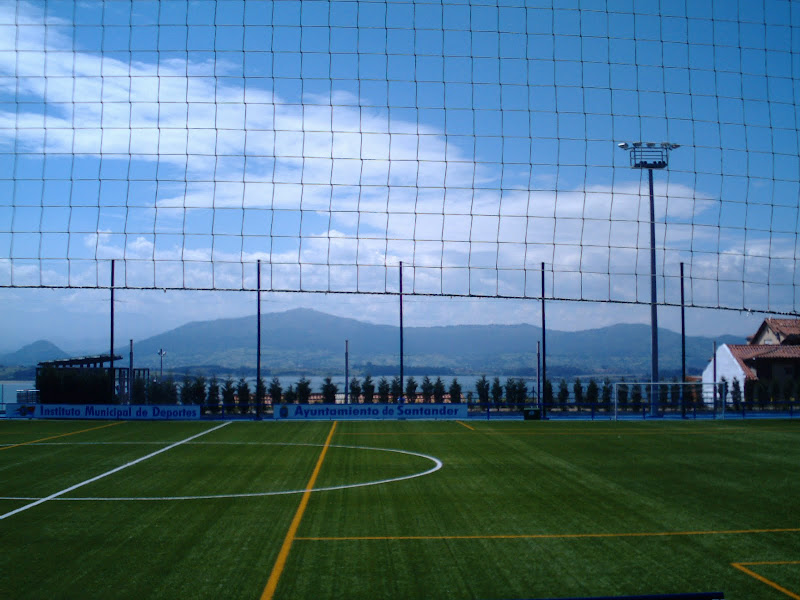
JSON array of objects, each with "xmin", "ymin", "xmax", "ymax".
[
  {"xmin": 456, "ymin": 421, "xmax": 475, "ymax": 431},
  {"xmin": 0, "ymin": 421, "xmax": 123, "ymax": 451},
  {"xmin": 732, "ymin": 561, "xmax": 800, "ymax": 600},
  {"xmin": 0, "ymin": 421, "xmax": 230, "ymax": 521},
  {"xmin": 296, "ymin": 527, "xmax": 800, "ymax": 542},
  {"xmin": 261, "ymin": 421, "xmax": 337, "ymax": 600},
  {"xmin": 0, "ymin": 443, "xmax": 443, "ymax": 501}
]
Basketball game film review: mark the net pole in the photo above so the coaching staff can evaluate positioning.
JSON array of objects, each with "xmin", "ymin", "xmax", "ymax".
[
  {"xmin": 399, "ymin": 261, "xmax": 404, "ymax": 397},
  {"xmin": 256, "ymin": 260, "xmax": 261, "ymax": 420},
  {"xmin": 680, "ymin": 262, "xmax": 687, "ymax": 419},
  {"xmin": 541, "ymin": 263, "xmax": 547, "ymax": 418},
  {"xmin": 648, "ymin": 168, "xmax": 659, "ymax": 417},
  {"xmin": 110, "ymin": 259, "xmax": 115, "ymax": 403}
]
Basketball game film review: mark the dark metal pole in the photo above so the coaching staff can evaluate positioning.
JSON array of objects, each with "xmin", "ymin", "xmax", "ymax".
[
  {"xmin": 399, "ymin": 261, "xmax": 404, "ymax": 395},
  {"xmin": 648, "ymin": 168, "xmax": 659, "ymax": 416},
  {"xmin": 536, "ymin": 340, "xmax": 541, "ymax": 414},
  {"xmin": 680, "ymin": 261, "xmax": 686, "ymax": 418},
  {"xmin": 256, "ymin": 259, "xmax": 262, "ymax": 419},
  {"xmin": 345, "ymin": 339, "xmax": 349, "ymax": 404},
  {"xmin": 712, "ymin": 340, "xmax": 717, "ymax": 415},
  {"xmin": 110, "ymin": 259, "xmax": 115, "ymax": 403},
  {"xmin": 129, "ymin": 339, "xmax": 133, "ymax": 404},
  {"xmin": 541, "ymin": 262, "xmax": 547, "ymax": 417}
]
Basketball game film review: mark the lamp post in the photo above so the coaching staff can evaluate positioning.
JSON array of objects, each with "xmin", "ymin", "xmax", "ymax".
[{"xmin": 617, "ymin": 142, "xmax": 680, "ymax": 416}]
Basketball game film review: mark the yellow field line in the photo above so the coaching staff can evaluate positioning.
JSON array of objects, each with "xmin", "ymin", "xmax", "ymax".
[
  {"xmin": 260, "ymin": 421, "xmax": 338, "ymax": 600},
  {"xmin": 732, "ymin": 561, "xmax": 800, "ymax": 599},
  {"xmin": 456, "ymin": 421, "xmax": 475, "ymax": 431},
  {"xmin": 296, "ymin": 527, "xmax": 800, "ymax": 542},
  {"xmin": 0, "ymin": 421, "xmax": 124, "ymax": 451}
]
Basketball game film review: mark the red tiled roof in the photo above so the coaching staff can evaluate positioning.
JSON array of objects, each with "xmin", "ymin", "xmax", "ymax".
[
  {"xmin": 765, "ymin": 318, "xmax": 800, "ymax": 338},
  {"xmin": 726, "ymin": 344, "xmax": 800, "ymax": 380}
]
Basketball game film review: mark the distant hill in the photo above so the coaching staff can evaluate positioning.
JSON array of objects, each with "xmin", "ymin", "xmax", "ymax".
[
  {"xmin": 0, "ymin": 340, "xmax": 68, "ymax": 366},
  {"xmin": 114, "ymin": 308, "xmax": 742, "ymax": 379}
]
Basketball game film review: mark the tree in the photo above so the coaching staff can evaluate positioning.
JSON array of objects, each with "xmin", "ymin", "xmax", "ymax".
[
  {"xmin": 237, "ymin": 378, "xmax": 251, "ymax": 414},
  {"xmin": 405, "ymin": 376, "xmax": 418, "ymax": 402},
  {"xmin": 476, "ymin": 375, "xmax": 490, "ymax": 404},
  {"xmin": 165, "ymin": 378, "xmax": 179, "ymax": 405},
  {"xmin": 557, "ymin": 379, "xmax": 569, "ymax": 405},
  {"xmin": 378, "ymin": 377, "xmax": 390, "ymax": 403},
  {"xmin": 631, "ymin": 384, "xmax": 643, "ymax": 412},
  {"xmin": 321, "ymin": 377, "xmax": 338, "ymax": 403},
  {"xmin": 297, "ymin": 377, "xmax": 312, "ymax": 404},
  {"xmin": 284, "ymin": 384, "xmax": 297, "ymax": 404},
  {"xmin": 433, "ymin": 377, "xmax": 446, "ymax": 403},
  {"xmin": 731, "ymin": 377, "xmax": 742, "ymax": 410},
  {"xmin": 601, "ymin": 378, "xmax": 612, "ymax": 411},
  {"xmin": 491, "ymin": 376, "xmax": 503, "ymax": 404},
  {"xmin": 718, "ymin": 376, "xmax": 728, "ymax": 409},
  {"xmin": 349, "ymin": 377, "xmax": 361, "ymax": 403},
  {"xmin": 659, "ymin": 381, "xmax": 669, "ymax": 408},
  {"xmin": 586, "ymin": 379, "xmax": 599, "ymax": 407},
  {"xmin": 362, "ymin": 375, "xmax": 375, "ymax": 403},
  {"xmin": 543, "ymin": 379, "xmax": 553, "ymax": 405},
  {"xmin": 180, "ymin": 375, "xmax": 193, "ymax": 405},
  {"xmin": 505, "ymin": 378, "xmax": 526, "ymax": 407},
  {"xmin": 670, "ymin": 378, "xmax": 681, "ymax": 408},
  {"xmin": 191, "ymin": 375, "xmax": 206, "ymax": 406},
  {"xmin": 206, "ymin": 376, "xmax": 220, "ymax": 413},
  {"xmin": 572, "ymin": 378, "xmax": 584, "ymax": 405},
  {"xmin": 783, "ymin": 378, "xmax": 794, "ymax": 405},
  {"xmin": 770, "ymin": 379, "xmax": 781, "ymax": 405},
  {"xmin": 390, "ymin": 376, "xmax": 402, "ymax": 402},
  {"xmin": 617, "ymin": 379, "xmax": 629, "ymax": 411},
  {"xmin": 132, "ymin": 376, "xmax": 147, "ymax": 404},
  {"xmin": 255, "ymin": 377, "xmax": 266, "ymax": 412},
  {"xmin": 449, "ymin": 378, "xmax": 462, "ymax": 403},
  {"xmin": 269, "ymin": 376, "xmax": 282, "ymax": 405},
  {"xmin": 420, "ymin": 376, "xmax": 434, "ymax": 403},
  {"xmin": 221, "ymin": 377, "xmax": 236, "ymax": 411},
  {"xmin": 744, "ymin": 378, "xmax": 755, "ymax": 406}
]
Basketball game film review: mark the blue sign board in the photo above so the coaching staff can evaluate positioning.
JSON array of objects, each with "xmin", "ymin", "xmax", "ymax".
[
  {"xmin": 5, "ymin": 403, "xmax": 201, "ymax": 420},
  {"xmin": 273, "ymin": 403, "xmax": 468, "ymax": 420}
]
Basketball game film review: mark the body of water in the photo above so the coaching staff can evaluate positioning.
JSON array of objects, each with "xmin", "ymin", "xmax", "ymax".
[{"xmin": 0, "ymin": 381, "xmax": 35, "ymax": 409}]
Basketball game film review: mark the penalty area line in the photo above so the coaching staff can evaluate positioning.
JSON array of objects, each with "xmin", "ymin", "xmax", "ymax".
[
  {"xmin": 0, "ymin": 421, "xmax": 231, "ymax": 521},
  {"xmin": 732, "ymin": 562, "xmax": 800, "ymax": 600}
]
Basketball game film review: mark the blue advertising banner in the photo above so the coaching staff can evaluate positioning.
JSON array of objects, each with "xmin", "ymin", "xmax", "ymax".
[
  {"xmin": 273, "ymin": 403, "xmax": 468, "ymax": 421},
  {"xmin": 5, "ymin": 404, "xmax": 201, "ymax": 420}
]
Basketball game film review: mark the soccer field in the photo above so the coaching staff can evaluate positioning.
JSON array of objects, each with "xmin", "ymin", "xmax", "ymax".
[{"xmin": 0, "ymin": 419, "xmax": 798, "ymax": 599}]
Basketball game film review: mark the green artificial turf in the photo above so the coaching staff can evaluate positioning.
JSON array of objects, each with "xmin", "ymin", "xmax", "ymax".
[{"xmin": 0, "ymin": 419, "xmax": 798, "ymax": 599}]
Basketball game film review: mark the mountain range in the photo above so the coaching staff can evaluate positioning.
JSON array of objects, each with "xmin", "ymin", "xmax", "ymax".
[{"xmin": 1, "ymin": 308, "xmax": 743, "ymax": 379}]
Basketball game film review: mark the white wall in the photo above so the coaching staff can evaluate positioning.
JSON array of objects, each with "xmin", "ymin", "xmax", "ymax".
[{"xmin": 701, "ymin": 344, "xmax": 747, "ymax": 404}]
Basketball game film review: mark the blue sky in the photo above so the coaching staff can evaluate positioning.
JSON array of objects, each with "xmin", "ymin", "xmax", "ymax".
[{"xmin": 0, "ymin": 0, "xmax": 798, "ymax": 351}]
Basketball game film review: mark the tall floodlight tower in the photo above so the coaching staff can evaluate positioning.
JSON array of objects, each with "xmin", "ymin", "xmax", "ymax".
[{"xmin": 617, "ymin": 142, "xmax": 680, "ymax": 416}]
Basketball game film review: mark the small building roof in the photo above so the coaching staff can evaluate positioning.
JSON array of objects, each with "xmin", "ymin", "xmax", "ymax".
[
  {"xmin": 726, "ymin": 344, "xmax": 800, "ymax": 381},
  {"xmin": 39, "ymin": 354, "xmax": 123, "ymax": 368},
  {"xmin": 750, "ymin": 318, "xmax": 800, "ymax": 345}
]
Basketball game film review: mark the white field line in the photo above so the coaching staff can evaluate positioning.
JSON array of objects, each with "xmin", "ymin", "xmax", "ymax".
[
  {"xmin": 0, "ymin": 443, "xmax": 443, "ymax": 502},
  {"xmin": 0, "ymin": 421, "xmax": 231, "ymax": 520}
]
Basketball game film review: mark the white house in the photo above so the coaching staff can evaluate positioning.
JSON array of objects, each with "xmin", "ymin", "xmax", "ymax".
[{"xmin": 701, "ymin": 318, "xmax": 800, "ymax": 405}]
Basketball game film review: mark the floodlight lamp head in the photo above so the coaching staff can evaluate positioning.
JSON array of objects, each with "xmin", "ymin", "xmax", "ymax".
[
  {"xmin": 618, "ymin": 142, "xmax": 629, "ymax": 149},
  {"xmin": 632, "ymin": 142, "xmax": 642, "ymax": 147},
  {"xmin": 646, "ymin": 142, "xmax": 656, "ymax": 147}
]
